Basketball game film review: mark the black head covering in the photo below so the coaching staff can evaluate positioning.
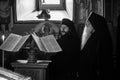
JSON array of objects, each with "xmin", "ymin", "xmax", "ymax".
[{"xmin": 61, "ymin": 18, "xmax": 78, "ymax": 38}]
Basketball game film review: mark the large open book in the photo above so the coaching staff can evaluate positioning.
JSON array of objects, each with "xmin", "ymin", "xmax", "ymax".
[
  {"xmin": 0, "ymin": 33, "xmax": 62, "ymax": 53},
  {"xmin": 0, "ymin": 33, "xmax": 30, "ymax": 52}
]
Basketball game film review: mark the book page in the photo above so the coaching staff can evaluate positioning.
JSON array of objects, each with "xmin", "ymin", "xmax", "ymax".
[
  {"xmin": 0, "ymin": 77, "xmax": 8, "ymax": 80},
  {"xmin": 41, "ymin": 35, "xmax": 62, "ymax": 52},
  {"xmin": 0, "ymin": 33, "xmax": 22, "ymax": 51},
  {"xmin": 0, "ymin": 67, "xmax": 27, "ymax": 80},
  {"xmin": 12, "ymin": 34, "xmax": 30, "ymax": 52},
  {"xmin": 32, "ymin": 33, "xmax": 47, "ymax": 52}
]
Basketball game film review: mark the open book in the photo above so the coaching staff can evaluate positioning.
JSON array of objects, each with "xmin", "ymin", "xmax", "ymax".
[
  {"xmin": 0, "ymin": 33, "xmax": 62, "ymax": 53},
  {"xmin": 0, "ymin": 33, "xmax": 30, "ymax": 52}
]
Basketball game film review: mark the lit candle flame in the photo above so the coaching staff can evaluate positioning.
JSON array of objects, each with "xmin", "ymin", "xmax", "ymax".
[{"xmin": 2, "ymin": 35, "xmax": 5, "ymax": 41}]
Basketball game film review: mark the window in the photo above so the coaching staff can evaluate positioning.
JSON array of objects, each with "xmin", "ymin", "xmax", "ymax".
[
  {"xmin": 39, "ymin": 0, "xmax": 65, "ymax": 10},
  {"xmin": 14, "ymin": 0, "xmax": 73, "ymax": 23}
]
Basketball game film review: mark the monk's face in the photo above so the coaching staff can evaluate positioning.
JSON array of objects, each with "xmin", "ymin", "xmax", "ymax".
[{"xmin": 60, "ymin": 24, "xmax": 69, "ymax": 35}]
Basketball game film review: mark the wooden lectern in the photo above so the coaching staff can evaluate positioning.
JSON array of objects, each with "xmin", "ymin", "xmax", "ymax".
[{"xmin": 11, "ymin": 60, "xmax": 51, "ymax": 80}]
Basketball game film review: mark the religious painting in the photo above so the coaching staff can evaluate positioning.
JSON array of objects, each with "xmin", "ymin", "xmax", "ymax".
[
  {"xmin": 94, "ymin": 0, "xmax": 104, "ymax": 16},
  {"xmin": 0, "ymin": 0, "xmax": 11, "ymax": 24},
  {"xmin": 76, "ymin": 0, "xmax": 92, "ymax": 23},
  {"xmin": 32, "ymin": 21, "xmax": 59, "ymax": 38},
  {"xmin": 76, "ymin": 0, "xmax": 104, "ymax": 23}
]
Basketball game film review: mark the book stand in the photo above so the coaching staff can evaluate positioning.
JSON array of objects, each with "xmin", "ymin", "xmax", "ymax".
[
  {"xmin": 26, "ymin": 35, "xmax": 37, "ymax": 63},
  {"xmin": 27, "ymin": 48, "xmax": 37, "ymax": 63}
]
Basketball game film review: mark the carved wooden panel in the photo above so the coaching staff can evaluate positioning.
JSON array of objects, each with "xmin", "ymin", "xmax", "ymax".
[
  {"xmin": 11, "ymin": 61, "xmax": 50, "ymax": 80},
  {"xmin": 15, "ymin": 69, "xmax": 46, "ymax": 80}
]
